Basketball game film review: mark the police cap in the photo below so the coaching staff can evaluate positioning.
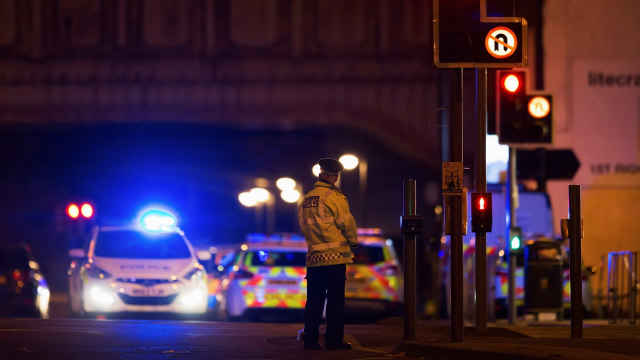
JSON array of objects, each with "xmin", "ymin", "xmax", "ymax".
[{"xmin": 318, "ymin": 158, "xmax": 344, "ymax": 176}]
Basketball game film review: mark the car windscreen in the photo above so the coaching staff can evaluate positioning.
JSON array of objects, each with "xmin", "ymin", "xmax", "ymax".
[
  {"xmin": 352, "ymin": 244, "xmax": 385, "ymax": 264},
  {"xmin": 94, "ymin": 230, "xmax": 192, "ymax": 259},
  {"xmin": 248, "ymin": 250, "xmax": 306, "ymax": 267},
  {"xmin": 0, "ymin": 248, "xmax": 29, "ymax": 270}
]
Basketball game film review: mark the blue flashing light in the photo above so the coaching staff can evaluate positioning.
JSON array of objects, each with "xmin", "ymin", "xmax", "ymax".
[
  {"xmin": 140, "ymin": 209, "xmax": 177, "ymax": 232},
  {"xmin": 257, "ymin": 250, "xmax": 268, "ymax": 263},
  {"xmin": 246, "ymin": 233, "xmax": 267, "ymax": 242},
  {"xmin": 290, "ymin": 234, "xmax": 305, "ymax": 242}
]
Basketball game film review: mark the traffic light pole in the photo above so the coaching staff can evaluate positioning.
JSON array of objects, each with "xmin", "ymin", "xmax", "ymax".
[
  {"xmin": 475, "ymin": 68, "xmax": 488, "ymax": 332},
  {"xmin": 508, "ymin": 147, "xmax": 518, "ymax": 325},
  {"xmin": 450, "ymin": 68, "xmax": 464, "ymax": 343},
  {"xmin": 402, "ymin": 179, "xmax": 417, "ymax": 341},
  {"xmin": 569, "ymin": 185, "xmax": 583, "ymax": 338}
]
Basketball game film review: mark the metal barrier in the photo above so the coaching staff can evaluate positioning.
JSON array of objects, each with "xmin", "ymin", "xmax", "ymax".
[{"xmin": 608, "ymin": 251, "xmax": 639, "ymax": 324}]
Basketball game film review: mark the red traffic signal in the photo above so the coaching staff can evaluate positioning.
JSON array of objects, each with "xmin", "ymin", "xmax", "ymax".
[
  {"xmin": 471, "ymin": 192, "xmax": 492, "ymax": 233},
  {"xmin": 502, "ymin": 73, "xmax": 523, "ymax": 94},
  {"xmin": 66, "ymin": 203, "xmax": 94, "ymax": 219},
  {"xmin": 497, "ymin": 70, "xmax": 552, "ymax": 144}
]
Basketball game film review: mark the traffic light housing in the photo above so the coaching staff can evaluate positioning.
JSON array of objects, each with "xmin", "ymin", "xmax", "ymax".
[
  {"xmin": 509, "ymin": 226, "xmax": 523, "ymax": 251},
  {"xmin": 497, "ymin": 70, "xmax": 553, "ymax": 144},
  {"xmin": 471, "ymin": 192, "xmax": 492, "ymax": 233}
]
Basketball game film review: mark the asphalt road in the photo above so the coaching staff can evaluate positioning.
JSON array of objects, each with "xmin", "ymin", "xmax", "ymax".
[{"xmin": 0, "ymin": 318, "xmax": 398, "ymax": 360}]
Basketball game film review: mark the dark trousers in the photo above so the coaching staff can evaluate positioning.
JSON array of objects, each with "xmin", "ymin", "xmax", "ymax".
[{"xmin": 304, "ymin": 264, "xmax": 346, "ymax": 346}]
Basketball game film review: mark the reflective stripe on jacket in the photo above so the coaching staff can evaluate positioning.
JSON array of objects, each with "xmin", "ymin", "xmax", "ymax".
[{"xmin": 298, "ymin": 180, "xmax": 358, "ymax": 267}]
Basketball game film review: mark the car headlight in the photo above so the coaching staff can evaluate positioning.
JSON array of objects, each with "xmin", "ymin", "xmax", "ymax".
[
  {"xmin": 184, "ymin": 266, "xmax": 205, "ymax": 282},
  {"xmin": 88, "ymin": 286, "xmax": 115, "ymax": 306},
  {"xmin": 85, "ymin": 264, "xmax": 112, "ymax": 279},
  {"xmin": 178, "ymin": 288, "xmax": 206, "ymax": 307}
]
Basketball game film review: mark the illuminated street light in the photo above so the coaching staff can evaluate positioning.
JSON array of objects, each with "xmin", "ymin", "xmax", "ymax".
[
  {"xmin": 312, "ymin": 164, "xmax": 321, "ymax": 177},
  {"xmin": 339, "ymin": 154, "xmax": 359, "ymax": 170},
  {"xmin": 250, "ymin": 187, "xmax": 270, "ymax": 203},
  {"xmin": 238, "ymin": 192, "xmax": 258, "ymax": 207},
  {"xmin": 276, "ymin": 177, "xmax": 296, "ymax": 191},
  {"xmin": 281, "ymin": 189, "xmax": 301, "ymax": 203}
]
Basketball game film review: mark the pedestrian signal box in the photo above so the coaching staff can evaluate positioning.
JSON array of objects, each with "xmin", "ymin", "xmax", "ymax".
[
  {"xmin": 510, "ymin": 226, "xmax": 523, "ymax": 251},
  {"xmin": 471, "ymin": 192, "xmax": 492, "ymax": 233}
]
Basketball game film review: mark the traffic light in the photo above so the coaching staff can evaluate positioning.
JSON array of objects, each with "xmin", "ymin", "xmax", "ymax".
[
  {"xmin": 497, "ymin": 70, "xmax": 553, "ymax": 144},
  {"xmin": 66, "ymin": 202, "xmax": 94, "ymax": 219},
  {"xmin": 509, "ymin": 227, "xmax": 523, "ymax": 251},
  {"xmin": 471, "ymin": 192, "xmax": 492, "ymax": 233}
]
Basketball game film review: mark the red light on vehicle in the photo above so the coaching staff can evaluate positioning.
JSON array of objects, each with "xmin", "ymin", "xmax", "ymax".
[
  {"xmin": 66, "ymin": 204, "xmax": 80, "ymax": 219},
  {"xmin": 80, "ymin": 203, "xmax": 94, "ymax": 219},
  {"xmin": 502, "ymin": 74, "xmax": 521, "ymax": 93}
]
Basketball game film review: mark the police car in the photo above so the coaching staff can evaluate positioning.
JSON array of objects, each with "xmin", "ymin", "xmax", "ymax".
[
  {"xmin": 220, "ymin": 230, "xmax": 403, "ymax": 321},
  {"xmin": 67, "ymin": 209, "xmax": 208, "ymax": 318},
  {"xmin": 345, "ymin": 228, "xmax": 403, "ymax": 317},
  {"xmin": 218, "ymin": 233, "xmax": 307, "ymax": 321}
]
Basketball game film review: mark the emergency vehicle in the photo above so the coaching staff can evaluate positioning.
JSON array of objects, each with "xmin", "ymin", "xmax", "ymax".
[
  {"xmin": 218, "ymin": 233, "xmax": 308, "ymax": 321},
  {"xmin": 345, "ymin": 228, "xmax": 403, "ymax": 317},
  {"xmin": 219, "ymin": 229, "xmax": 403, "ymax": 321},
  {"xmin": 67, "ymin": 208, "xmax": 208, "ymax": 318}
]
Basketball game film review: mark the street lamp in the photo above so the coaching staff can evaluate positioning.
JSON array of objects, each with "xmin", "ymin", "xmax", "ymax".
[
  {"xmin": 238, "ymin": 178, "xmax": 301, "ymax": 233},
  {"xmin": 281, "ymin": 189, "xmax": 301, "ymax": 203},
  {"xmin": 250, "ymin": 187, "xmax": 270, "ymax": 203},
  {"xmin": 276, "ymin": 177, "xmax": 296, "ymax": 191},
  {"xmin": 312, "ymin": 164, "xmax": 321, "ymax": 177},
  {"xmin": 340, "ymin": 154, "xmax": 367, "ymax": 227},
  {"xmin": 339, "ymin": 154, "xmax": 359, "ymax": 170},
  {"xmin": 238, "ymin": 192, "xmax": 258, "ymax": 207}
]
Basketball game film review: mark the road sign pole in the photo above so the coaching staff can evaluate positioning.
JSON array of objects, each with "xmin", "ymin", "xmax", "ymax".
[
  {"xmin": 450, "ymin": 68, "xmax": 464, "ymax": 343},
  {"xmin": 508, "ymin": 147, "xmax": 518, "ymax": 325},
  {"xmin": 569, "ymin": 185, "xmax": 583, "ymax": 338},
  {"xmin": 402, "ymin": 179, "xmax": 417, "ymax": 341},
  {"xmin": 475, "ymin": 68, "xmax": 488, "ymax": 332}
]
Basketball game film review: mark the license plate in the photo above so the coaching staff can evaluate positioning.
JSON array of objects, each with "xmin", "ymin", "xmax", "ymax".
[
  {"xmin": 265, "ymin": 293, "xmax": 304, "ymax": 301},
  {"xmin": 267, "ymin": 279, "xmax": 298, "ymax": 286},
  {"xmin": 132, "ymin": 288, "xmax": 165, "ymax": 296}
]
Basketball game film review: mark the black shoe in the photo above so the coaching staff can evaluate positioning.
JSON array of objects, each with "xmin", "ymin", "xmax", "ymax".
[
  {"xmin": 325, "ymin": 342, "xmax": 352, "ymax": 350},
  {"xmin": 304, "ymin": 343, "xmax": 322, "ymax": 350}
]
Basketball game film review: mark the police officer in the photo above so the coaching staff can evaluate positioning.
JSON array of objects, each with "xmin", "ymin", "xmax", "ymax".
[{"xmin": 298, "ymin": 158, "xmax": 358, "ymax": 350}]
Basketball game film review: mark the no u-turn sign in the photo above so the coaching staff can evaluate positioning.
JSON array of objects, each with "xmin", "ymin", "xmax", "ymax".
[{"xmin": 485, "ymin": 26, "xmax": 517, "ymax": 59}]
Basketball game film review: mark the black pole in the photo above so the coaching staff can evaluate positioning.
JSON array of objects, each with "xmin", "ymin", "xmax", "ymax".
[
  {"xmin": 475, "ymin": 68, "xmax": 487, "ymax": 332},
  {"xmin": 450, "ymin": 69, "xmax": 464, "ymax": 343},
  {"xmin": 403, "ymin": 179, "xmax": 417, "ymax": 340},
  {"xmin": 569, "ymin": 185, "xmax": 583, "ymax": 338},
  {"xmin": 508, "ymin": 147, "xmax": 517, "ymax": 325}
]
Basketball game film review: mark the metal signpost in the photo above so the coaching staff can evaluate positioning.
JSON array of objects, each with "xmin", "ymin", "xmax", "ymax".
[
  {"xmin": 434, "ymin": 0, "xmax": 527, "ymax": 341},
  {"xmin": 401, "ymin": 180, "xmax": 423, "ymax": 341}
]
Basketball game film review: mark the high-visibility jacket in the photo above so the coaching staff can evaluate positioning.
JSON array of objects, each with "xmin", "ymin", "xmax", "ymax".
[{"xmin": 298, "ymin": 180, "xmax": 358, "ymax": 267}]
